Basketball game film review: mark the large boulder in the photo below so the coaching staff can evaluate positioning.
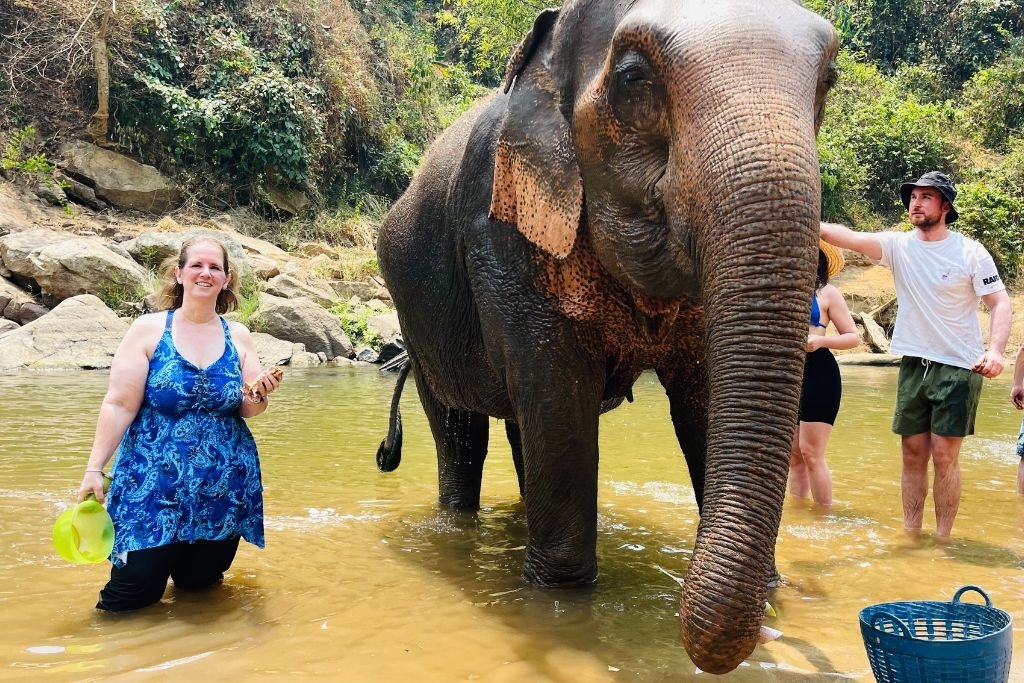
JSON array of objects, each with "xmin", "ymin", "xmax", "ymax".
[
  {"xmin": 255, "ymin": 294, "xmax": 353, "ymax": 359},
  {"xmin": 263, "ymin": 273, "xmax": 339, "ymax": 307},
  {"xmin": 0, "ymin": 294, "xmax": 129, "ymax": 370},
  {"xmin": 0, "ymin": 229, "xmax": 67, "ymax": 279},
  {"xmin": 1, "ymin": 231, "xmax": 149, "ymax": 305},
  {"xmin": 367, "ymin": 310, "xmax": 401, "ymax": 345},
  {"xmin": 251, "ymin": 331, "xmax": 295, "ymax": 367},
  {"xmin": 59, "ymin": 141, "xmax": 182, "ymax": 213},
  {"xmin": 28, "ymin": 238, "xmax": 149, "ymax": 303}
]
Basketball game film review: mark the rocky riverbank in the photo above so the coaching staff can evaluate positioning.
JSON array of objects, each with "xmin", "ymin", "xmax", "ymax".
[
  {"xmin": 3, "ymin": 160, "xmax": 1023, "ymax": 373},
  {"xmin": 0, "ymin": 177, "xmax": 402, "ymax": 372}
]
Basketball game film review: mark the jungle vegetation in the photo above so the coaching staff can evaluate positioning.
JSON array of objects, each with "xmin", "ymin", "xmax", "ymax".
[{"xmin": 0, "ymin": 0, "xmax": 1022, "ymax": 275}]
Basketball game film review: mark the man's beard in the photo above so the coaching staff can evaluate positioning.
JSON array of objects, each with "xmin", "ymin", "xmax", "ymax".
[{"xmin": 910, "ymin": 212, "xmax": 943, "ymax": 230}]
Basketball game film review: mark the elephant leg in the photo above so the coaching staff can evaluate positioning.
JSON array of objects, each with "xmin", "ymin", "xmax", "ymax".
[
  {"xmin": 504, "ymin": 420, "xmax": 525, "ymax": 498},
  {"xmin": 414, "ymin": 372, "xmax": 490, "ymax": 509},
  {"xmin": 513, "ymin": 376, "xmax": 603, "ymax": 586},
  {"xmin": 657, "ymin": 368, "xmax": 709, "ymax": 512}
]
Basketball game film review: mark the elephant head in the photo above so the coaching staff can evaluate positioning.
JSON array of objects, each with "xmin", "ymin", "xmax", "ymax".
[{"xmin": 490, "ymin": 0, "xmax": 838, "ymax": 673}]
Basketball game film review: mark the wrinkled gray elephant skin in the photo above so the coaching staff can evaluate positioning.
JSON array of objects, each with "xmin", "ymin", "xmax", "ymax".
[{"xmin": 376, "ymin": 0, "xmax": 838, "ymax": 674}]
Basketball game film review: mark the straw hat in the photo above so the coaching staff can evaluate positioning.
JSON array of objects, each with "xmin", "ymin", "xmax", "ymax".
[{"xmin": 819, "ymin": 240, "xmax": 845, "ymax": 279}]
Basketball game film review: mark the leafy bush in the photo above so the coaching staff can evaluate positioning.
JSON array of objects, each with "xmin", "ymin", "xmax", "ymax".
[
  {"xmin": 813, "ymin": 0, "xmax": 1020, "ymax": 92},
  {"xmin": 822, "ymin": 52, "xmax": 954, "ymax": 213},
  {"xmin": 329, "ymin": 300, "xmax": 383, "ymax": 350},
  {"xmin": 958, "ymin": 52, "xmax": 1024, "ymax": 151},
  {"xmin": 435, "ymin": 0, "xmax": 548, "ymax": 84},
  {"xmin": 0, "ymin": 125, "xmax": 64, "ymax": 195},
  {"xmin": 954, "ymin": 180, "xmax": 1024, "ymax": 279},
  {"xmin": 818, "ymin": 125, "xmax": 868, "ymax": 221}
]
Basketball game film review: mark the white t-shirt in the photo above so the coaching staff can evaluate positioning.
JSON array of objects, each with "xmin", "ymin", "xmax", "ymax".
[{"xmin": 874, "ymin": 230, "xmax": 1004, "ymax": 369}]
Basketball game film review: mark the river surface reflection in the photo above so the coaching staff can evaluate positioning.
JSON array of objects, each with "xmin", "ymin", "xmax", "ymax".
[{"xmin": 1, "ymin": 365, "xmax": 1022, "ymax": 681}]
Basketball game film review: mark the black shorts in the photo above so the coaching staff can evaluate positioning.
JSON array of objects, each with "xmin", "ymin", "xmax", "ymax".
[
  {"xmin": 799, "ymin": 348, "xmax": 842, "ymax": 425},
  {"xmin": 97, "ymin": 537, "xmax": 240, "ymax": 612}
]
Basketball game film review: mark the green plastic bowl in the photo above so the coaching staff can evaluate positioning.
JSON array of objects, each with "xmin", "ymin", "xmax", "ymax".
[{"xmin": 52, "ymin": 497, "xmax": 114, "ymax": 564}]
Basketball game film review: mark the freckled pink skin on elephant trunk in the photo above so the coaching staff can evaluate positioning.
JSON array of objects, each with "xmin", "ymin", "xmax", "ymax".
[{"xmin": 375, "ymin": 0, "xmax": 838, "ymax": 675}]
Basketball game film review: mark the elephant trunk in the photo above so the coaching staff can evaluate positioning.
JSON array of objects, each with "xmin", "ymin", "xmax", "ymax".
[{"xmin": 678, "ymin": 177, "xmax": 819, "ymax": 672}]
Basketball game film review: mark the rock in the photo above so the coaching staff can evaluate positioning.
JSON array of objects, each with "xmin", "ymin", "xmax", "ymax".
[
  {"xmin": 367, "ymin": 310, "xmax": 401, "ymax": 344},
  {"xmin": 0, "ymin": 229, "xmax": 68, "ymax": 278},
  {"xmin": 33, "ymin": 182, "xmax": 66, "ymax": 206},
  {"xmin": 22, "ymin": 238, "xmax": 150, "ymax": 304},
  {"xmin": 256, "ymin": 294, "xmax": 354, "ymax": 359},
  {"xmin": 59, "ymin": 140, "xmax": 182, "ymax": 213},
  {"xmin": 355, "ymin": 346, "xmax": 379, "ymax": 363},
  {"xmin": 60, "ymin": 174, "xmax": 107, "ymax": 210},
  {"xmin": 0, "ymin": 294, "xmax": 129, "ymax": 370},
  {"xmin": 836, "ymin": 353, "xmax": 902, "ymax": 366},
  {"xmin": 298, "ymin": 242, "xmax": 337, "ymax": 258},
  {"xmin": 252, "ymin": 332, "xmax": 294, "ymax": 367},
  {"xmin": 0, "ymin": 275, "xmax": 32, "ymax": 319},
  {"xmin": 262, "ymin": 273, "xmax": 338, "ymax": 306},
  {"xmin": 265, "ymin": 178, "xmax": 309, "ymax": 216},
  {"xmin": 15, "ymin": 301, "xmax": 49, "ymax": 324},
  {"xmin": 290, "ymin": 350, "xmax": 323, "ymax": 367},
  {"xmin": 852, "ymin": 311, "xmax": 891, "ymax": 354},
  {"xmin": 329, "ymin": 280, "xmax": 390, "ymax": 301},
  {"xmin": 208, "ymin": 219, "xmax": 290, "ymax": 260},
  {"xmin": 0, "ymin": 318, "xmax": 18, "ymax": 335},
  {"xmin": 0, "ymin": 182, "xmax": 46, "ymax": 235},
  {"xmin": 248, "ymin": 254, "xmax": 281, "ymax": 280}
]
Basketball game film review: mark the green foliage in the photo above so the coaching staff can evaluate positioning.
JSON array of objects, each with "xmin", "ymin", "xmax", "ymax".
[
  {"xmin": 329, "ymin": 299, "xmax": 384, "ymax": 350},
  {"xmin": 234, "ymin": 276, "xmax": 265, "ymax": 331},
  {"xmin": 815, "ymin": 0, "xmax": 1021, "ymax": 93},
  {"xmin": 958, "ymin": 51, "xmax": 1024, "ymax": 151},
  {"xmin": 822, "ymin": 52, "xmax": 954, "ymax": 213},
  {"xmin": 97, "ymin": 281, "xmax": 151, "ymax": 314},
  {"xmin": 953, "ymin": 180, "xmax": 1024, "ymax": 278},
  {"xmin": 818, "ymin": 125, "xmax": 868, "ymax": 221},
  {"xmin": 1, "ymin": 126, "xmax": 58, "ymax": 187},
  {"xmin": 435, "ymin": 0, "xmax": 552, "ymax": 84}
]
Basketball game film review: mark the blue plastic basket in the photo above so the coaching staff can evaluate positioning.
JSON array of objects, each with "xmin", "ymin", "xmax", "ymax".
[{"xmin": 859, "ymin": 585, "xmax": 1013, "ymax": 683}]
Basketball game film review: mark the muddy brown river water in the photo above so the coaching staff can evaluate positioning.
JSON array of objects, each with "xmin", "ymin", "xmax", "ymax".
[{"xmin": 1, "ymin": 365, "xmax": 1022, "ymax": 681}]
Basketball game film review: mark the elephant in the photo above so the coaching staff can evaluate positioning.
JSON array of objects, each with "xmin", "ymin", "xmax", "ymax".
[{"xmin": 374, "ymin": 0, "xmax": 838, "ymax": 674}]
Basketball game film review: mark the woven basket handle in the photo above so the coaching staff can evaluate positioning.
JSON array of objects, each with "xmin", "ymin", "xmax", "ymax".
[
  {"xmin": 952, "ymin": 585, "xmax": 993, "ymax": 607},
  {"xmin": 871, "ymin": 611, "xmax": 912, "ymax": 637}
]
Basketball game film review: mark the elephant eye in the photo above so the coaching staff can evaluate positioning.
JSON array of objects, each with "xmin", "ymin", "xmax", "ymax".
[
  {"xmin": 823, "ymin": 61, "xmax": 838, "ymax": 89},
  {"xmin": 610, "ymin": 52, "xmax": 662, "ymax": 129}
]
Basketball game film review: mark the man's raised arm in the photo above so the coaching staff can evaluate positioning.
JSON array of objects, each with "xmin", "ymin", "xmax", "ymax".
[{"xmin": 820, "ymin": 221, "xmax": 883, "ymax": 262}]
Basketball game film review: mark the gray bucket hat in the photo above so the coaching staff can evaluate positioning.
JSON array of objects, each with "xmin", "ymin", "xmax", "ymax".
[{"xmin": 900, "ymin": 171, "xmax": 958, "ymax": 223}]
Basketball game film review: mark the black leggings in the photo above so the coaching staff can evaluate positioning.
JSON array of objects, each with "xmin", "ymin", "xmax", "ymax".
[
  {"xmin": 97, "ymin": 537, "xmax": 240, "ymax": 612},
  {"xmin": 798, "ymin": 348, "xmax": 842, "ymax": 425}
]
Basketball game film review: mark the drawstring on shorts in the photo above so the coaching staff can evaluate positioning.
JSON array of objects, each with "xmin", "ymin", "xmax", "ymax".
[{"xmin": 921, "ymin": 357, "xmax": 933, "ymax": 380}]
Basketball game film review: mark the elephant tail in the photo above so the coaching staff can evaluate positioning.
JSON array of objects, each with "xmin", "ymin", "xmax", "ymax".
[{"xmin": 376, "ymin": 359, "xmax": 411, "ymax": 472}]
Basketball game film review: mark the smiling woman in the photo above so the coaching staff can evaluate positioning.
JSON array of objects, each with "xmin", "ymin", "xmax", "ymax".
[{"xmin": 73, "ymin": 236, "xmax": 284, "ymax": 613}]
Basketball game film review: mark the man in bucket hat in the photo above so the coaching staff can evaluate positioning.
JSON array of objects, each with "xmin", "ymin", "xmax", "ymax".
[{"xmin": 820, "ymin": 171, "xmax": 1011, "ymax": 539}]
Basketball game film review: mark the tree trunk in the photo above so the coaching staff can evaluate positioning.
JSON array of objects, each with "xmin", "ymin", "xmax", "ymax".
[{"xmin": 87, "ymin": 1, "xmax": 114, "ymax": 147}]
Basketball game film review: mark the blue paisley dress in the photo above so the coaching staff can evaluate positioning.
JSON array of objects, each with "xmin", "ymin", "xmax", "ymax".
[{"xmin": 106, "ymin": 310, "xmax": 265, "ymax": 566}]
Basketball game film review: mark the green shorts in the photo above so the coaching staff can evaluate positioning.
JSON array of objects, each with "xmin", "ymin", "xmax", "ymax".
[{"xmin": 893, "ymin": 357, "xmax": 983, "ymax": 437}]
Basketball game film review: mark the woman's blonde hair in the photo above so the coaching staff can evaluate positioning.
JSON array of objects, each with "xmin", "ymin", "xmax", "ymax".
[{"xmin": 156, "ymin": 236, "xmax": 240, "ymax": 313}]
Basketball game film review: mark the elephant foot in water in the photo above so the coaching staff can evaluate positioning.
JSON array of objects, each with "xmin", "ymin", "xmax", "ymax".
[{"xmin": 523, "ymin": 547, "xmax": 598, "ymax": 587}]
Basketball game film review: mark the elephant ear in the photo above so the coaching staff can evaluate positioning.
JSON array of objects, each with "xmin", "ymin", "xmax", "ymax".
[{"xmin": 490, "ymin": 8, "xmax": 582, "ymax": 259}]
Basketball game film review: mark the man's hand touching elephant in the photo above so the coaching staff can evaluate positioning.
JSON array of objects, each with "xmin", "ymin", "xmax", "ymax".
[{"xmin": 972, "ymin": 351, "xmax": 1005, "ymax": 378}]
